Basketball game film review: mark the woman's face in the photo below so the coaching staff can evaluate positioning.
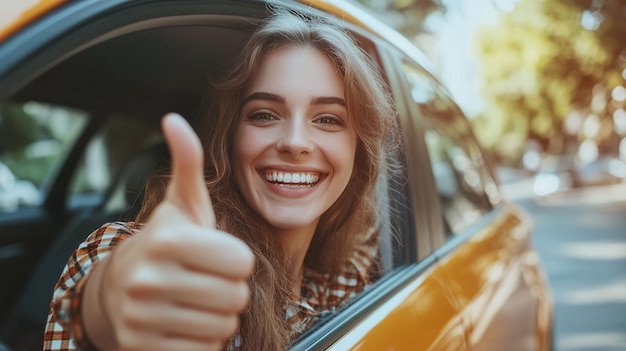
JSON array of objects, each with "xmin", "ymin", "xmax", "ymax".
[{"xmin": 233, "ymin": 45, "xmax": 357, "ymax": 235}]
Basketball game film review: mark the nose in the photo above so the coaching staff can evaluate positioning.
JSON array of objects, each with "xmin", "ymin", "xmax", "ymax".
[{"xmin": 276, "ymin": 117, "xmax": 314, "ymax": 156}]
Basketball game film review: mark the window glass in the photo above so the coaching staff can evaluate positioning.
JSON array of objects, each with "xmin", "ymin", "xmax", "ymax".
[
  {"xmin": 0, "ymin": 101, "xmax": 88, "ymax": 213},
  {"xmin": 425, "ymin": 129, "xmax": 487, "ymax": 234},
  {"xmin": 69, "ymin": 116, "xmax": 162, "ymax": 205},
  {"xmin": 401, "ymin": 62, "xmax": 501, "ymax": 236}
]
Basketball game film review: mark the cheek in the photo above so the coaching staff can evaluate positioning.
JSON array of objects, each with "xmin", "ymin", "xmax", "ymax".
[
  {"xmin": 233, "ymin": 126, "xmax": 260, "ymax": 163},
  {"xmin": 232, "ymin": 127, "xmax": 256, "ymax": 180},
  {"xmin": 327, "ymin": 135, "xmax": 358, "ymax": 181}
]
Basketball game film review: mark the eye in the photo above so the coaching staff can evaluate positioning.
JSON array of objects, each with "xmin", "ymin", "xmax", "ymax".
[
  {"xmin": 314, "ymin": 115, "xmax": 346, "ymax": 129},
  {"xmin": 247, "ymin": 110, "xmax": 278, "ymax": 124}
]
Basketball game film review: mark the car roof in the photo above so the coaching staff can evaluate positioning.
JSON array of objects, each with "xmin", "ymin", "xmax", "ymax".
[
  {"xmin": 0, "ymin": 0, "xmax": 69, "ymax": 42},
  {"xmin": 1, "ymin": 0, "xmax": 434, "ymax": 72}
]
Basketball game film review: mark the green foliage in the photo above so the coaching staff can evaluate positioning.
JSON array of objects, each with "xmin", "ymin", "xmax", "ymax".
[
  {"xmin": 0, "ymin": 104, "xmax": 43, "ymax": 152},
  {"xmin": 473, "ymin": 0, "xmax": 626, "ymax": 162},
  {"xmin": 1, "ymin": 154, "xmax": 57, "ymax": 187},
  {"xmin": 0, "ymin": 103, "xmax": 52, "ymax": 185},
  {"xmin": 356, "ymin": 0, "xmax": 445, "ymax": 37},
  {"xmin": 0, "ymin": 102, "xmax": 87, "ymax": 187}
]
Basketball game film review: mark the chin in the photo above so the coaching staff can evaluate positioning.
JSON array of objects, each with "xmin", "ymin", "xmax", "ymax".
[{"xmin": 264, "ymin": 215, "xmax": 317, "ymax": 233}]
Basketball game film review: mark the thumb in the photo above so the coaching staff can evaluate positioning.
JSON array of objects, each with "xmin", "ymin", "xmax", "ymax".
[{"xmin": 161, "ymin": 113, "xmax": 216, "ymax": 228}]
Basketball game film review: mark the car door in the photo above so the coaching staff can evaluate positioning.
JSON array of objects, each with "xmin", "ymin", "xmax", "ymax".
[{"xmin": 290, "ymin": 36, "xmax": 467, "ymax": 350}]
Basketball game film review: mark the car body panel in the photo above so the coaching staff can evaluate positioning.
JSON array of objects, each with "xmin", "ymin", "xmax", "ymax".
[
  {"xmin": 0, "ymin": 0, "xmax": 68, "ymax": 42},
  {"xmin": 436, "ymin": 204, "xmax": 553, "ymax": 350},
  {"xmin": 327, "ymin": 264, "xmax": 466, "ymax": 350},
  {"xmin": 318, "ymin": 207, "xmax": 552, "ymax": 351}
]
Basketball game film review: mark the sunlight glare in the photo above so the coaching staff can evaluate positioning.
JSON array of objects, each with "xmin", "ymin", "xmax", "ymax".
[
  {"xmin": 560, "ymin": 332, "xmax": 626, "ymax": 350},
  {"xmin": 560, "ymin": 242, "xmax": 626, "ymax": 260}
]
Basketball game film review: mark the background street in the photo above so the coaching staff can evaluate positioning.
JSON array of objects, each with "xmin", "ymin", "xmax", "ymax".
[{"xmin": 502, "ymin": 176, "xmax": 626, "ymax": 351}]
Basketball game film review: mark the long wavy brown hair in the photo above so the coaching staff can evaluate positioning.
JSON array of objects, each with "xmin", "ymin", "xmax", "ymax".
[{"xmin": 136, "ymin": 9, "xmax": 398, "ymax": 350}]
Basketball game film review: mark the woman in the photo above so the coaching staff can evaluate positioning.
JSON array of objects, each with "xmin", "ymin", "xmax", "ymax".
[{"xmin": 44, "ymin": 9, "xmax": 397, "ymax": 351}]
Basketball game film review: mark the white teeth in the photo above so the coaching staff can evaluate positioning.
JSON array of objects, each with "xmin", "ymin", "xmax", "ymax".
[{"xmin": 264, "ymin": 171, "xmax": 320, "ymax": 184}]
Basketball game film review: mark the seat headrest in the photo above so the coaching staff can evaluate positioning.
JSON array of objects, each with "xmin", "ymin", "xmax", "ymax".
[{"xmin": 104, "ymin": 141, "xmax": 170, "ymax": 218}]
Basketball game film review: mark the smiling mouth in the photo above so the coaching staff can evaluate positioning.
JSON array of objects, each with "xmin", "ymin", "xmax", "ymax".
[{"xmin": 263, "ymin": 170, "xmax": 321, "ymax": 188}]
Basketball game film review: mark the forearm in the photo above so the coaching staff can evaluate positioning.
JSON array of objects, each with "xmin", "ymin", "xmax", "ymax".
[{"xmin": 83, "ymin": 253, "xmax": 118, "ymax": 350}]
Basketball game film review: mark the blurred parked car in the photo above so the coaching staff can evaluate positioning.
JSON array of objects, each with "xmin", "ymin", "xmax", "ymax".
[
  {"xmin": 533, "ymin": 154, "xmax": 625, "ymax": 197},
  {"xmin": 577, "ymin": 155, "xmax": 626, "ymax": 186},
  {"xmin": 0, "ymin": 1, "xmax": 553, "ymax": 350}
]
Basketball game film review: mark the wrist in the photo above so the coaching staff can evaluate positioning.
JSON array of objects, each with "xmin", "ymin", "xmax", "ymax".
[{"xmin": 83, "ymin": 253, "xmax": 118, "ymax": 350}]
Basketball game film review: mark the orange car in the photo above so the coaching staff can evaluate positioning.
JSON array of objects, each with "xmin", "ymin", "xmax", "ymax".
[{"xmin": 0, "ymin": 1, "xmax": 553, "ymax": 350}]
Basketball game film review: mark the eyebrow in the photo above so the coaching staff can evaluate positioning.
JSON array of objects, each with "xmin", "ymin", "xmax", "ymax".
[
  {"xmin": 311, "ymin": 96, "xmax": 346, "ymax": 107},
  {"xmin": 243, "ymin": 92, "xmax": 346, "ymax": 107},
  {"xmin": 243, "ymin": 92, "xmax": 285, "ymax": 105}
]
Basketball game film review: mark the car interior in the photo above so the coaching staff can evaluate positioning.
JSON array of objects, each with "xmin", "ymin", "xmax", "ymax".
[
  {"xmin": 0, "ymin": 5, "xmax": 410, "ymax": 350},
  {"xmin": 0, "ymin": 11, "xmax": 258, "ymax": 351}
]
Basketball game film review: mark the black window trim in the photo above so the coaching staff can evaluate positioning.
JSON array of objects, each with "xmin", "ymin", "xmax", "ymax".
[{"xmin": 383, "ymin": 46, "xmax": 448, "ymax": 259}]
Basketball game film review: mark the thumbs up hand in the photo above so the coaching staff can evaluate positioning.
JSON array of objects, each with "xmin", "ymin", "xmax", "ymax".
[{"xmin": 98, "ymin": 113, "xmax": 254, "ymax": 350}]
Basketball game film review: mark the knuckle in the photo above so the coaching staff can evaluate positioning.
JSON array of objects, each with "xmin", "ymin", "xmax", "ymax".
[
  {"xmin": 243, "ymin": 249, "xmax": 255, "ymax": 275},
  {"xmin": 115, "ymin": 332, "xmax": 137, "ymax": 350},
  {"xmin": 121, "ymin": 313, "xmax": 145, "ymax": 330},
  {"xmin": 205, "ymin": 342, "xmax": 223, "ymax": 351},
  {"xmin": 237, "ymin": 245, "xmax": 255, "ymax": 275},
  {"xmin": 231, "ymin": 282, "xmax": 251, "ymax": 312},
  {"xmin": 126, "ymin": 265, "xmax": 165, "ymax": 297},
  {"xmin": 149, "ymin": 228, "xmax": 182, "ymax": 255},
  {"xmin": 119, "ymin": 305, "xmax": 148, "ymax": 330},
  {"xmin": 222, "ymin": 236, "xmax": 255, "ymax": 277},
  {"xmin": 215, "ymin": 315, "xmax": 239, "ymax": 337}
]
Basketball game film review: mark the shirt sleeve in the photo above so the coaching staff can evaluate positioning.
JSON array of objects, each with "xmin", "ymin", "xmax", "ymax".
[{"xmin": 43, "ymin": 222, "xmax": 138, "ymax": 351}]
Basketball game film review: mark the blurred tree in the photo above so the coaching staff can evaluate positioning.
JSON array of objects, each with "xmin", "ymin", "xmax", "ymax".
[
  {"xmin": 473, "ymin": 0, "xmax": 626, "ymax": 163},
  {"xmin": 0, "ymin": 103, "xmax": 42, "ymax": 153},
  {"xmin": 356, "ymin": 0, "xmax": 446, "ymax": 37}
]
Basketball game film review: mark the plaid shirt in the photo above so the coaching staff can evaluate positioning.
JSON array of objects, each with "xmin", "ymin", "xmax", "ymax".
[{"xmin": 43, "ymin": 222, "xmax": 377, "ymax": 350}]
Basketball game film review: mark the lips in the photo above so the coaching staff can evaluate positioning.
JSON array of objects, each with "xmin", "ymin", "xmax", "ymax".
[{"xmin": 263, "ymin": 170, "xmax": 321, "ymax": 186}]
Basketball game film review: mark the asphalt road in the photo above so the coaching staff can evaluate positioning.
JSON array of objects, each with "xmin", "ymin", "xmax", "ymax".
[{"xmin": 509, "ymin": 185, "xmax": 626, "ymax": 351}]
